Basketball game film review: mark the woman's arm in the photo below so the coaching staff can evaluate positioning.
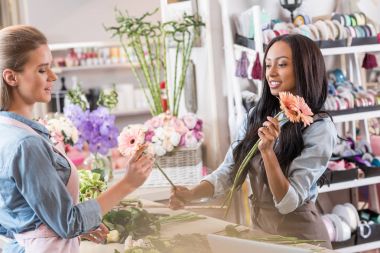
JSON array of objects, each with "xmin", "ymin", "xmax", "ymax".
[
  {"xmin": 10, "ymin": 136, "xmax": 153, "ymax": 238},
  {"xmin": 96, "ymin": 148, "xmax": 153, "ymax": 215}
]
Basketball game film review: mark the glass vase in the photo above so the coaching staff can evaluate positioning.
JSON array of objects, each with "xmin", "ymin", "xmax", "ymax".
[{"xmin": 84, "ymin": 153, "xmax": 112, "ymax": 182}]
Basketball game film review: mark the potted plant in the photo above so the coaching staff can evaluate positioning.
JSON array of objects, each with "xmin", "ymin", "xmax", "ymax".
[{"xmin": 105, "ymin": 8, "xmax": 204, "ymax": 117}]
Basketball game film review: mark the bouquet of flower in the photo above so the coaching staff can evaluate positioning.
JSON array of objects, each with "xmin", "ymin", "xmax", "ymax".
[
  {"xmin": 118, "ymin": 112, "xmax": 203, "ymax": 158},
  {"xmin": 64, "ymin": 104, "xmax": 119, "ymax": 156},
  {"xmin": 223, "ymin": 92, "xmax": 314, "ymax": 216},
  {"xmin": 38, "ymin": 115, "xmax": 79, "ymax": 146}
]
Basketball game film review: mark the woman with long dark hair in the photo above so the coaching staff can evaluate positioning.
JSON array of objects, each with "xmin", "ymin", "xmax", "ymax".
[{"xmin": 170, "ymin": 34, "xmax": 336, "ymax": 248}]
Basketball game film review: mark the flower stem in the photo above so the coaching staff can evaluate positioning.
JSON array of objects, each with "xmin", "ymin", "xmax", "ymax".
[
  {"xmin": 155, "ymin": 161, "xmax": 176, "ymax": 188},
  {"xmin": 223, "ymin": 111, "xmax": 283, "ymax": 217}
]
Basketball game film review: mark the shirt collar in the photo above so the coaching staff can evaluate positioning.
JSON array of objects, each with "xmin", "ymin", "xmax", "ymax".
[{"xmin": 0, "ymin": 111, "xmax": 50, "ymax": 136}]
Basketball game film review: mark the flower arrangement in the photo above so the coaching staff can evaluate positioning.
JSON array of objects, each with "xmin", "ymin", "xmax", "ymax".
[
  {"xmin": 223, "ymin": 92, "xmax": 314, "ymax": 216},
  {"xmin": 38, "ymin": 116, "xmax": 79, "ymax": 146},
  {"xmin": 64, "ymin": 104, "xmax": 119, "ymax": 156},
  {"xmin": 105, "ymin": 9, "xmax": 205, "ymax": 116},
  {"xmin": 118, "ymin": 112, "xmax": 203, "ymax": 158}
]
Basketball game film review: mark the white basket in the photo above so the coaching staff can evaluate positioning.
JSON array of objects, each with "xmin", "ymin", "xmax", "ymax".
[
  {"xmin": 155, "ymin": 143, "xmax": 202, "ymax": 168},
  {"xmin": 141, "ymin": 162, "xmax": 203, "ymax": 188}
]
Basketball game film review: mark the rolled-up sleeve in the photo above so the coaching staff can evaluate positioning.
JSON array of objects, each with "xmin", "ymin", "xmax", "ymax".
[
  {"xmin": 202, "ymin": 114, "xmax": 249, "ymax": 197},
  {"xmin": 9, "ymin": 136, "xmax": 102, "ymax": 238},
  {"xmin": 274, "ymin": 119, "xmax": 337, "ymax": 214}
]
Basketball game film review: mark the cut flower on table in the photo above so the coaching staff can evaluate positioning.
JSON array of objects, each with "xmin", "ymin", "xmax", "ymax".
[{"xmin": 223, "ymin": 92, "xmax": 314, "ymax": 216}]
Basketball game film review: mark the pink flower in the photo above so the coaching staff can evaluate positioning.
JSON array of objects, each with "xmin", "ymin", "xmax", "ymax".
[
  {"xmin": 117, "ymin": 124, "xmax": 147, "ymax": 157},
  {"xmin": 145, "ymin": 116, "xmax": 164, "ymax": 129},
  {"xmin": 184, "ymin": 131, "xmax": 198, "ymax": 148},
  {"xmin": 193, "ymin": 119, "xmax": 203, "ymax": 131},
  {"xmin": 297, "ymin": 96, "xmax": 314, "ymax": 127},
  {"xmin": 169, "ymin": 117, "xmax": 188, "ymax": 135},
  {"xmin": 192, "ymin": 130, "xmax": 204, "ymax": 142},
  {"xmin": 144, "ymin": 130, "xmax": 155, "ymax": 142},
  {"xmin": 182, "ymin": 113, "xmax": 197, "ymax": 129}
]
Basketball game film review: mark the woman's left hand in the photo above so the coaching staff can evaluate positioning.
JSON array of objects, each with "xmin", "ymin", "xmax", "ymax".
[
  {"xmin": 80, "ymin": 223, "xmax": 109, "ymax": 244},
  {"xmin": 258, "ymin": 116, "xmax": 280, "ymax": 152}
]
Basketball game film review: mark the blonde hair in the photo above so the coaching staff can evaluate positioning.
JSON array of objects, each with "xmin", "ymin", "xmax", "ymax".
[{"xmin": 0, "ymin": 25, "xmax": 47, "ymax": 110}]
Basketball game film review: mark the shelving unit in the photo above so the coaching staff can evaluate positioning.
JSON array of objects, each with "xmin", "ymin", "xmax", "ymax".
[
  {"xmin": 319, "ymin": 176, "xmax": 380, "ymax": 193},
  {"xmin": 45, "ymin": 41, "xmax": 151, "ymax": 121},
  {"xmin": 336, "ymin": 241, "xmax": 380, "ymax": 253},
  {"xmin": 52, "ymin": 63, "xmax": 140, "ymax": 74},
  {"xmin": 221, "ymin": 2, "xmax": 380, "ymax": 252}
]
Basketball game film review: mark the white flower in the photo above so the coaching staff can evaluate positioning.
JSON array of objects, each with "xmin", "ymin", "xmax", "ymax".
[
  {"xmin": 153, "ymin": 143, "xmax": 166, "ymax": 156},
  {"xmin": 184, "ymin": 131, "xmax": 198, "ymax": 148},
  {"xmin": 169, "ymin": 131, "xmax": 181, "ymax": 147}
]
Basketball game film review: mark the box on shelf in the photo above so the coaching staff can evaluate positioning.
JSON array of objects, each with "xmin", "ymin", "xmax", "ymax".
[
  {"xmin": 332, "ymin": 234, "xmax": 356, "ymax": 249},
  {"xmin": 325, "ymin": 168, "xmax": 359, "ymax": 184},
  {"xmin": 350, "ymin": 36, "xmax": 379, "ymax": 46},
  {"xmin": 356, "ymin": 209, "xmax": 380, "ymax": 245},
  {"xmin": 315, "ymin": 39, "xmax": 347, "ymax": 48}
]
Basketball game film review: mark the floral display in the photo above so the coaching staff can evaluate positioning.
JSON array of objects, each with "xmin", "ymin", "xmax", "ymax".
[
  {"xmin": 64, "ymin": 104, "xmax": 119, "ymax": 156},
  {"xmin": 118, "ymin": 112, "xmax": 203, "ymax": 158},
  {"xmin": 223, "ymin": 92, "xmax": 314, "ymax": 216},
  {"xmin": 38, "ymin": 115, "xmax": 79, "ymax": 146}
]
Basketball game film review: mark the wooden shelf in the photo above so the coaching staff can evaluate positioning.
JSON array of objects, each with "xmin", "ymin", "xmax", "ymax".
[
  {"xmin": 111, "ymin": 108, "xmax": 151, "ymax": 117},
  {"xmin": 49, "ymin": 41, "xmax": 120, "ymax": 51},
  {"xmin": 234, "ymin": 43, "xmax": 380, "ymax": 57},
  {"xmin": 318, "ymin": 176, "xmax": 380, "ymax": 193},
  {"xmin": 52, "ymin": 63, "xmax": 140, "ymax": 73},
  {"xmin": 331, "ymin": 109, "xmax": 380, "ymax": 123},
  {"xmin": 321, "ymin": 44, "xmax": 380, "ymax": 56}
]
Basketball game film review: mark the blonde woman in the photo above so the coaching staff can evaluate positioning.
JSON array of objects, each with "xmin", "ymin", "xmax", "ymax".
[{"xmin": 0, "ymin": 25, "xmax": 154, "ymax": 253}]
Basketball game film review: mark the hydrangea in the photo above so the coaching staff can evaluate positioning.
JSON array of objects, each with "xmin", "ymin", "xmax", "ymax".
[{"xmin": 64, "ymin": 104, "xmax": 119, "ymax": 155}]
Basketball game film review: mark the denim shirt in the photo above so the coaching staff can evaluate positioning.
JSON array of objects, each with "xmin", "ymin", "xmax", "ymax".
[
  {"xmin": 203, "ymin": 111, "xmax": 337, "ymax": 214},
  {"xmin": 0, "ymin": 111, "xmax": 102, "ymax": 251}
]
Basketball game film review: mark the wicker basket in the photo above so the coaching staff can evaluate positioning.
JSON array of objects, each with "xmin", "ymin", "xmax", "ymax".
[
  {"xmin": 141, "ymin": 143, "xmax": 203, "ymax": 188},
  {"xmin": 155, "ymin": 143, "xmax": 202, "ymax": 168}
]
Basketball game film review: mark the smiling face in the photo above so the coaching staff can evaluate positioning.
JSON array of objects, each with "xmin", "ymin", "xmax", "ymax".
[
  {"xmin": 265, "ymin": 41, "xmax": 296, "ymax": 96},
  {"xmin": 13, "ymin": 44, "xmax": 56, "ymax": 106}
]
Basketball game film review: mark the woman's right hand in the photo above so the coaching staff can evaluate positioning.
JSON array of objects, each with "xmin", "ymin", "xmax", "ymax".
[
  {"xmin": 169, "ymin": 186, "xmax": 194, "ymax": 210},
  {"xmin": 123, "ymin": 146, "xmax": 154, "ymax": 189}
]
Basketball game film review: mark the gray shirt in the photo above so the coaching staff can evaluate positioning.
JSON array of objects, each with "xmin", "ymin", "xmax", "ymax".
[{"xmin": 203, "ymin": 112, "xmax": 337, "ymax": 214}]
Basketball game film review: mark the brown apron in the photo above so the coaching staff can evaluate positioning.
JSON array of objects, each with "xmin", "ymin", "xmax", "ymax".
[{"xmin": 248, "ymin": 155, "xmax": 332, "ymax": 249}]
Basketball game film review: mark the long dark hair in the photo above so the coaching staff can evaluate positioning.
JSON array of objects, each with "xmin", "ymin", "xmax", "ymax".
[{"xmin": 231, "ymin": 34, "xmax": 328, "ymax": 188}]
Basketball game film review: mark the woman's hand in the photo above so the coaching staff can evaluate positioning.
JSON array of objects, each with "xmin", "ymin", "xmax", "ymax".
[
  {"xmin": 258, "ymin": 116, "xmax": 280, "ymax": 152},
  {"xmin": 123, "ymin": 146, "xmax": 154, "ymax": 189},
  {"xmin": 169, "ymin": 186, "xmax": 194, "ymax": 210},
  {"xmin": 80, "ymin": 223, "xmax": 109, "ymax": 244}
]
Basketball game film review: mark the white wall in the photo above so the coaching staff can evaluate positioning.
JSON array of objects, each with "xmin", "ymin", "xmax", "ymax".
[{"xmin": 24, "ymin": 0, "xmax": 160, "ymax": 43}]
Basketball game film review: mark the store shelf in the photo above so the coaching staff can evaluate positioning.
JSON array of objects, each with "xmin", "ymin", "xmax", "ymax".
[
  {"xmin": 321, "ymin": 44, "xmax": 380, "ymax": 56},
  {"xmin": 332, "ymin": 109, "xmax": 380, "ymax": 123},
  {"xmin": 234, "ymin": 43, "xmax": 380, "ymax": 57},
  {"xmin": 111, "ymin": 108, "xmax": 151, "ymax": 117},
  {"xmin": 49, "ymin": 41, "xmax": 120, "ymax": 51},
  {"xmin": 319, "ymin": 176, "xmax": 380, "ymax": 193},
  {"xmin": 336, "ymin": 241, "xmax": 380, "ymax": 253},
  {"xmin": 52, "ymin": 63, "xmax": 140, "ymax": 73}
]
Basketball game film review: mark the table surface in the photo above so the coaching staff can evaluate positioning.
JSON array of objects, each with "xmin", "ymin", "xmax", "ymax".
[{"xmin": 79, "ymin": 199, "xmax": 335, "ymax": 253}]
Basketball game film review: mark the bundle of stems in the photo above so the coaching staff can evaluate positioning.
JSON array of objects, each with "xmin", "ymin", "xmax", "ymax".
[
  {"xmin": 158, "ymin": 212, "xmax": 206, "ymax": 225},
  {"xmin": 105, "ymin": 8, "xmax": 204, "ymax": 117}
]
